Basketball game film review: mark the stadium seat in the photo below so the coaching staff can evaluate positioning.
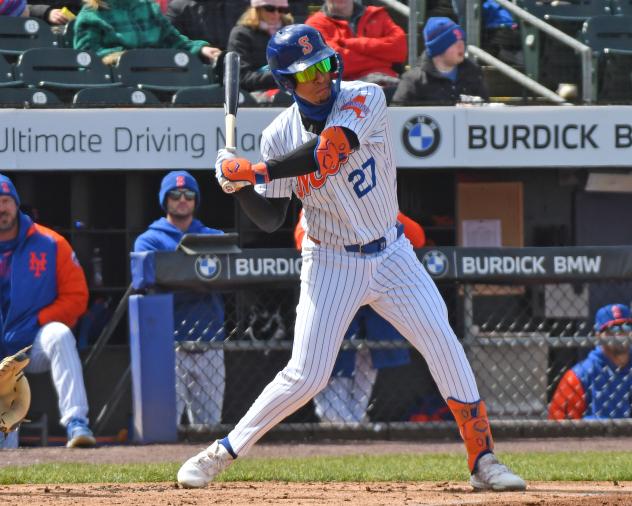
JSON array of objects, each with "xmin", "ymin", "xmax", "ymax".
[
  {"xmin": 581, "ymin": 15, "xmax": 632, "ymax": 101},
  {"xmin": 15, "ymin": 48, "xmax": 118, "ymax": 90},
  {"xmin": 0, "ymin": 88, "xmax": 61, "ymax": 107},
  {"xmin": 611, "ymin": 0, "xmax": 632, "ymax": 15},
  {"xmin": 172, "ymin": 85, "xmax": 257, "ymax": 107},
  {"xmin": 73, "ymin": 86, "xmax": 160, "ymax": 107},
  {"xmin": 0, "ymin": 54, "xmax": 22, "ymax": 87},
  {"xmin": 113, "ymin": 49, "xmax": 212, "ymax": 92},
  {"xmin": 0, "ymin": 17, "xmax": 57, "ymax": 57},
  {"xmin": 517, "ymin": 0, "xmax": 611, "ymax": 22},
  {"xmin": 517, "ymin": 0, "xmax": 611, "ymax": 96},
  {"xmin": 59, "ymin": 20, "xmax": 75, "ymax": 49}
]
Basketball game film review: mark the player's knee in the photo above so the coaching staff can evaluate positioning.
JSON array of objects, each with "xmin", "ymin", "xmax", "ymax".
[
  {"xmin": 280, "ymin": 366, "xmax": 329, "ymax": 398},
  {"xmin": 40, "ymin": 322, "xmax": 75, "ymax": 349}
]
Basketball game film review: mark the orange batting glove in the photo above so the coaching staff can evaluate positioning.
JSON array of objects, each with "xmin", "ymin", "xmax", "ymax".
[
  {"xmin": 315, "ymin": 126, "xmax": 352, "ymax": 175},
  {"xmin": 221, "ymin": 158, "xmax": 270, "ymax": 188}
]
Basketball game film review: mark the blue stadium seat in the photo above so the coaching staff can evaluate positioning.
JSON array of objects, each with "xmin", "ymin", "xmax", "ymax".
[
  {"xmin": 0, "ymin": 17, "xmax": 57, "ymax": 56},
  {"xmin": 73, "ymin": 87, "xmax": 160, "ymax": 108},
  {"xmin": 113, "ymin": 49, "xmax": 212, "ymax": 92},
  {"xmin": 15, "ymin": 48, "xmax": 118, "ymax": 90}
]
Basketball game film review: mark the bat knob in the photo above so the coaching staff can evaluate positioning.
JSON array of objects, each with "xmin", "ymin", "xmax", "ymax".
[{"xmin": 222, "ymin": 181, "xmax": 236, "ymax": 194}]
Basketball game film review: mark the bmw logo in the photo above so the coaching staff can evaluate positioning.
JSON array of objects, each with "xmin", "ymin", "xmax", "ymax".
[
  {"xmin": 194, "ymin": 254, "xmax": 221, "ymax": 281},
  {"xmin": 422, "ymin": 250, "xmax": 449, "ymax": 278},
  {"xmin": 402, "ymin": 115, "xmax": 441, "ymax": 158}
]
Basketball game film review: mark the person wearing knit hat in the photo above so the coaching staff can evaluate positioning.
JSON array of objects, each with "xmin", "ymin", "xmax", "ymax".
[
  {"xmin": 0, "ymin": 0, "xmax": 28, "ymax": 16},
  {"xmin": 0, "ymin": 173, "xmax": 95, "ymax": 450},
  {"xmin": 134, "ymin": 170, "xmax": 226, "ymax": 429},
  {"xmin": 226, "ymin": 0, "xmax": 293, "ymax": 98},
  {"xmin": 549, "ymin": 303, "xmax": 632, "ymax": 420},
  {"xmin": 392, "ymin": 16, "xmax": 489, "ymax": 106}
]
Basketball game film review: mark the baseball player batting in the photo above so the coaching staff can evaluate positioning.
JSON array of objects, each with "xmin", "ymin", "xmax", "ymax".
[{"xmin": 178, "ymin": 24, "xmax": 526, "ymax": 492}]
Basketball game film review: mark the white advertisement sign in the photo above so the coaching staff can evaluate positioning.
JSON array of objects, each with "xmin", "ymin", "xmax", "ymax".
[{"xmin": 1, "ymin": 106, "xmax": 632, "ymax": 170}]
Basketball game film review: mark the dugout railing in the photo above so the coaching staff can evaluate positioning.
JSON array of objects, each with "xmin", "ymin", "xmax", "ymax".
[{"xmin": 127, "ymin": 242, "xmax": 632, "ymax": 443}]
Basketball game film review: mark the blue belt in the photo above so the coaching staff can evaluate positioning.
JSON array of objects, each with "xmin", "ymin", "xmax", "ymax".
[{"xmin": 344, "ymin": 223, "xmax": 404, "ymax": 254}]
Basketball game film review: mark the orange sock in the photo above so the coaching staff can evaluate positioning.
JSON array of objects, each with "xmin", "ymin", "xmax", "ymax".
[{"xmin": 446, "ymin": 398, "xmax": 494, "ymax": 473}]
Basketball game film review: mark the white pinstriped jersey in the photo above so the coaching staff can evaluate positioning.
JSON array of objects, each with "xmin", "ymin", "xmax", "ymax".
[{"xmin": 256, "ymin": 81, "xmax": 399, "ymax": 247}]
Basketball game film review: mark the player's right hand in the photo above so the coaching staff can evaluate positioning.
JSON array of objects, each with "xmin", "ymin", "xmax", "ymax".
[{"xmin": 215, "ymin": 148, "xmax": 247, "ymax": 194}]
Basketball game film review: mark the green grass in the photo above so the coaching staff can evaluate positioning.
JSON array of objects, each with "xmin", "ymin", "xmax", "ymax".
[{"xmin": 1, "ymin": 452, "xmax": 632, "ymax": 484}]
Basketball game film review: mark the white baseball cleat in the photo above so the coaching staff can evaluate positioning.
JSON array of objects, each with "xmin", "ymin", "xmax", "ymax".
[
  {"xmin": 470, "ymin": 453, "xmax": 526, "ymax": 491},
  {"xmin": 177, "ymin": 440, "xmax": 234, "ymax": 488}
]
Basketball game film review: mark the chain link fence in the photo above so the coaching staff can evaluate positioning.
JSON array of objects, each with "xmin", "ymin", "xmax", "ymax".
[{"xmin": 169, "ymin": 277, "xmax": 632, "ymax": 437}]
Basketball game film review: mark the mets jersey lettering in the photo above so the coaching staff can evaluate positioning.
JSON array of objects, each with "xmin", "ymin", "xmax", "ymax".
[{"xmin": 258, "ymin": 81, "xmax": 399, "ymax": 246}]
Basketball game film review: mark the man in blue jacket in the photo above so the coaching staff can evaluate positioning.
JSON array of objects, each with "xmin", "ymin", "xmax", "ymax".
[
  {"xmin": 134, "ymin": 170, "xmax": 226, "ymax": 427},
  {"xmin": 0, "ymin": 173, "xmax": 94, "ymax": 449}
]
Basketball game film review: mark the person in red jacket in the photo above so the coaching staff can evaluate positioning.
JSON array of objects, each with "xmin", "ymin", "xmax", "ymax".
[
  {"xmin": 306, "ymin": 0, "xmax": 406, "ymax": 87},
  {"xmin": 0, "ymin": 174, "xmax": 94, "ymax": 449}
]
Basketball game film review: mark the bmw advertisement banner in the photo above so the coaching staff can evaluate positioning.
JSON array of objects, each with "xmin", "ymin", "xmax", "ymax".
[
  {"xmin": 135, "ymin": 246, "xmax": 632, "ymax": 291},
  {"xmin": 3, "ymin": 106, "xmax": 632, "ymax": 169}
]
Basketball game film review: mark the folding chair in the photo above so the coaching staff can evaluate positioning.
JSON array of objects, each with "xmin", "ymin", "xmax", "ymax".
[
  {"xmin": 0, "ymin": 17, "xmax": 57, "ymax": 56},
  {"xmin": 113, "ymin": 49, "xmax": 211, "ymax": 92},
  {"xmin": 73, "ymin": 86, "xmax": 160, "ymax": 107}
]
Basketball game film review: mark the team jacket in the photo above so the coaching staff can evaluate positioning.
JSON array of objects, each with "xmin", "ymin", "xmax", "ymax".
[
  {"xmin": 548, "ymin": 346, "xmax": 632, "ymax": 420},
  {"xmin": 306, "ymin": 5, "xmax": 407, "ymax": 80},
  {"xmin": 134, "ymin": 217, "xmax": 225, "ymax": 342},
  {"xmin": 1, "ymin": 212, "xmax": 88, "ymax": 357}
]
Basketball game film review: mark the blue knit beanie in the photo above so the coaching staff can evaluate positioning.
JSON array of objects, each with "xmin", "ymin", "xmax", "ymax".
[
  {"xmin": 0, "ymin": 173, "xmax": 20, "ymax": 206},
  {"xmin": 159, "ymin": 170, "xmax": 200, "ymax": 210},
  {"xmin": 424, "ymin": 17, "xmax": 465, "ymax": 58}
]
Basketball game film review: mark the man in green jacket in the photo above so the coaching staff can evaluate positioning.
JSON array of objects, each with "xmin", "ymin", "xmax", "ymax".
[{"xmin": 74, "ymin": 0, "xmax": 221, "ymax": 64}]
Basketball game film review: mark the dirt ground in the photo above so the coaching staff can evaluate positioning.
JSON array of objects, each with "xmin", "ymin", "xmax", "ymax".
[{"xmin": 2, "ymin": 438, "xmax": 632, "ymax": 505}]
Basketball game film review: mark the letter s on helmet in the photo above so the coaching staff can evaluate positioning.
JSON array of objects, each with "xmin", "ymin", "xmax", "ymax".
[{"xmin": 266, "ymin": 24, "xmax": 340, "ymax": 93}]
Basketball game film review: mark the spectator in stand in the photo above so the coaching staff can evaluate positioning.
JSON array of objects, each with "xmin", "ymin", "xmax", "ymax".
[
  {"xmin": 166, "ymin": 0, "xmax": 249, "ymax": 51},
  {"xmin": 391, "ymin": 16, "xmax": 489, "ymax": 106},
  {"xmin": 134, "ymin": 171, "xmax": 226, "ymax": 427},
  {"xmin": 549, "ymin": 303, "xmax": 632, "ymax": 420},
  {"xmin": 0, "ymin": 0, "xmax": 28, "ymax": 16},
  {"xmin": 74, "ymin": 0, "xmax": 222, "ymax": 65},
  {"xmin": 27, "ymin": 1, "xmax": 81, "ymax": 25},
  {"xmin": 306, "ymin": 0, "xmax": 406, "ymax": 87},
  {"xmin": 295, "ymin": 210, "xmax": 425, "ymax": 423},
  {"xmin": 0, "ymin": 174, "xmax": 95, "ymax": 449},
  {"xmin": 227, "ymin": 0, "xmax": 294, "ymax": 97}
]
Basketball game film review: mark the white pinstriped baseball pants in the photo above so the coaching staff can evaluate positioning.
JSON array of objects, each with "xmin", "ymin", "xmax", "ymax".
[
  {"xmin": 227, "ymin": 230, "xmax": 480, "ymax": 455},
  {"xmin": 25, "ymin": 322, "xmax": 90, "ymax": 427}
]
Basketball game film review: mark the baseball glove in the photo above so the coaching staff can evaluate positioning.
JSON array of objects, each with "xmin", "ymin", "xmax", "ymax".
[{"xmin": 0, "ymin": 346, "xmax": 32, "ymax": 434}]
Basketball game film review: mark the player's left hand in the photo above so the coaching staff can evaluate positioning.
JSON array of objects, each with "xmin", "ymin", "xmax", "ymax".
[
  {"xmin": 220, "ymin": 157, "xmax": 270, "ymax": 194},
  {"xmin": 215, "ymin": 148, "xmax": 246, "ymax": 194}
]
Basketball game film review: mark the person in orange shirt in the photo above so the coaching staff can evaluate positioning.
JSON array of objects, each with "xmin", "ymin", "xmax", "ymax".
[
  {"xmin": 0, "ymin": 174, "xmax": 94, "ymax": 449},
  {"xmin": 295, "ymin": 210, "xmax": 425, "ymax": 422},
  {"xmin": 305, "ymin": 0, "xmax": 406, "ymax": 87}
]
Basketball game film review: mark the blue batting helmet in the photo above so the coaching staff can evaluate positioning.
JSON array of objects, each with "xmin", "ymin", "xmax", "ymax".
[{"xmin": 267, "ymin": 24, "xmax": 339, "ymax": 93}]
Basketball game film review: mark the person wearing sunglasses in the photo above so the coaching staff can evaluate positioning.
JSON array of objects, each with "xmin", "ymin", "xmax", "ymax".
[
  {"xmin": 134, "ymin": 170, "xmax": 226, "ymax": 429},
  {"xmin": 549, "ymin": 303, "xmax": 632, "ymax": 420},
  {"xmin": 178, "ymin": 24, "xmax": 525, "ymax": 493},
  {"xmin": 305, "ymin": 0, "xmax": 406, "ymax": 88},
  {"xmin": 227, "ymin": 0, "xmax": 294, "ymax": 97}
]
